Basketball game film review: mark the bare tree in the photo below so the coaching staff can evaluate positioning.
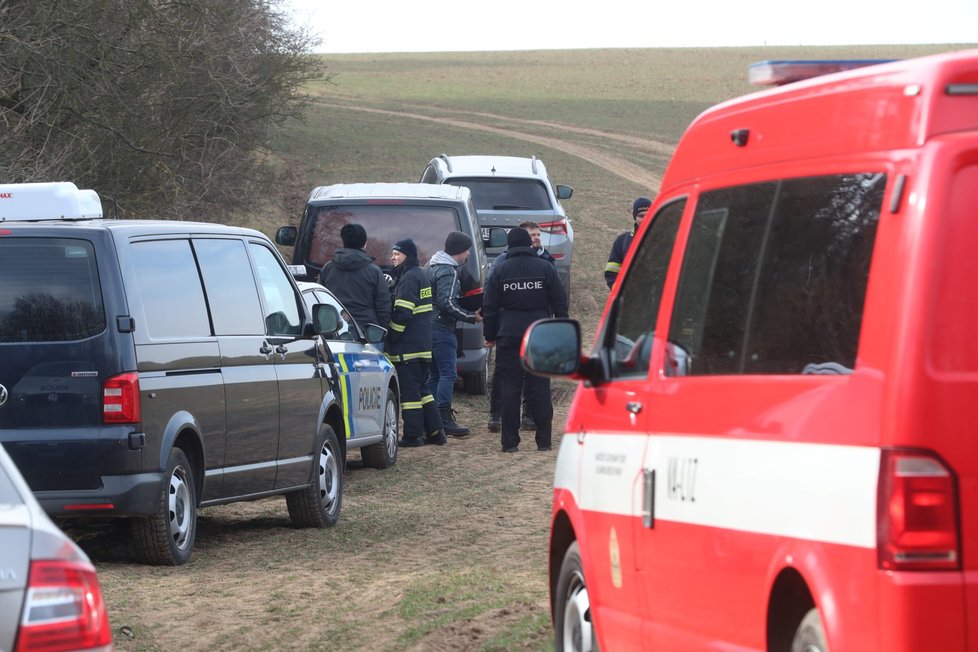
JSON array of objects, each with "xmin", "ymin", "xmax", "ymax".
[{"xmin": 0, "ymin": 0, "xmax": 323, "ymax": 218}]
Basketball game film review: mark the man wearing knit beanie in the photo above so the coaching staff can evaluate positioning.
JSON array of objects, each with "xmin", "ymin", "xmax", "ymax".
[
  {"xmin": 483, "ymin": 227, "xmax": 568, "ymax": 453},
  {"xmin": 425, "ymin": 231, "xmax": 482, "ymax": 436},
  {"xmin": 605, "ymin": 196, "xmax": 652, "ymax": 289},
  {"xmin": 389, "ymin": 238, "xmax": 446, "ymax": 447},
  {"xmin": 318, "ymin": 223, "xmax": 390, "ymax": 343}
]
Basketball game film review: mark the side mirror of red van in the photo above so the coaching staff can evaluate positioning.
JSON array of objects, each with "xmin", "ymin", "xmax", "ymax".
[{"xmin": 522, "ymin": 318, "xmax": 589, "ymax": 379}]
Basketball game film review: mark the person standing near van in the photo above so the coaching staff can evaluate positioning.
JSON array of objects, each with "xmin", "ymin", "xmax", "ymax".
[
  {"xmin": 426, "ymin": 231, "xmax": 482, "ymax": 437},
  {"xmin": 486, "ymin": 221, "xmax": 555, "ymax": 433},
  {"xmin": 605, "ymin": 197, "xmax": 651, "ymax": 289},
  {"xmin": 388, "ymin": 238, "xmax": 446, "ymax": 447},
  {"xmin": 483, "ymin": 227, "xmax": 568, "ymax": 453},
  {"xmin": 318, "ymin": 223, "xmax": 391, "ymax": 343}
]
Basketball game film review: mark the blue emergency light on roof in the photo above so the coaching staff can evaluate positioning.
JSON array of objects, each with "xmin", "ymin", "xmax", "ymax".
[{"xmin": 748, "ymin": 59, "xmax": 897, "ymax": 87}]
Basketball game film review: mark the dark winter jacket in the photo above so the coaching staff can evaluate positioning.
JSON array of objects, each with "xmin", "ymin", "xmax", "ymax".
[
  {"xmin": 489, "ymin": 247, "xmax": 556, "ymax": 280},
  {"xmin": 318, "ymin": 248, "xmax": 391, "ymax": 331},
  {"xmin": 604, "ymin": 228, "xmax": 635, "ymax": 288},
  {"xmin": 387, "ymin": 259, "xmax": 433, "ymax": 363},
  {"xmin": 425, "ymin": 251, "xmax": 479, "ymax": 330},
  {"xmin": 483, "ymin": 246, "xmax": 568, "ymax": 343}
]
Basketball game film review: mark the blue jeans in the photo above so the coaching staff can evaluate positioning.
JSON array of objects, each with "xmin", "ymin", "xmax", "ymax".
[{"xmin": 427, "ymin": 325, "xmax": 457, "ymax": 410}]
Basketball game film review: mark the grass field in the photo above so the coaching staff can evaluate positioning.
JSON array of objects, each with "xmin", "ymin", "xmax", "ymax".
[{"xmin": 90, "ymin": 44, "xmax": 973, "ymax": 651}]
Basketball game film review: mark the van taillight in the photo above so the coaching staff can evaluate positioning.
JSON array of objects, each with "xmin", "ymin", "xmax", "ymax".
[
  {"xmin": 15, "ymin": 560, "xmax": 112, "ymax": 652},
  {"xmin": 538, "ymin": 219, "xmax": 567, "ymax": 236},
  {"xmin": 102, "ymin": 372, "xmax": 140, "ymax": 424},
  {"xmin": 877, "ymin": 449, "xmax": 960, "ymax": 571}
]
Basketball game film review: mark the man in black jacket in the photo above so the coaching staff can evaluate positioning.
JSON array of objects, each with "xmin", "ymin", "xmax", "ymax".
[
  {"xmin": 425, "ymin": 231, "xmax": 482, "ymax": 436},
  {"xmin": 388, "ymin": 238, "xmax": 446, "ymax": 447},
  {"xmin": 318, "ymin": 223, "xmax": 391, "ymax": 345},
  {"xmin": 605, "ymin": 197, "xmax": 651, "ymax": 289},
  {"xmin": 483, "ymin": 227, "xmax": 568, "ymax": 453},
  {"xmin": 486, "ymin": 221, "xmax": 555, "ymax": 433}
]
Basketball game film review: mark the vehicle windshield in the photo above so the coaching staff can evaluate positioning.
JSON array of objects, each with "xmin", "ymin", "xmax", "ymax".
[
  {"xmin": 307, "ymin": 205, "xmax": 461, "ymax": 268},
  {"xmin": 448, "ymin": 178, "xmax": 551, "ymax": 211}
]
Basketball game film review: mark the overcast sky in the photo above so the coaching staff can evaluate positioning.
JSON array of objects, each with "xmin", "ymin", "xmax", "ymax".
[{"xmin": 282, "ymin": 0, "xmax": 978, "ymax": 54}]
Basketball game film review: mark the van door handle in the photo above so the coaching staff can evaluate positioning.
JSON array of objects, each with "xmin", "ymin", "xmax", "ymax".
[
  {"xmin": 627, "ymin": 401, "xmax": 643, "ymax": 414},
  {"xmin": 642, "ymin": 468, "xmax": 655, "ymax": 528}
]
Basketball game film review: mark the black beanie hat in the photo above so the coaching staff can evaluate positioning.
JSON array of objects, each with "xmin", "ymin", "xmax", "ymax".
[
  {"xmin": 444, "ymin": 231, "xmax": 473, "ymax": 256},
  {"xmin": 632, "ymin": 196, "xmax": 652, "ymax": 218},
  {"xmin": 392, "ymin": 238, "xmax": 418, "ymax": 260},
  {"xmin": 506, "ymin": 227, "xmax": 532, "ymax": 249},
  {"xmin": 340, "ymin": 223, "xmax": 367, "ymax": 250}
]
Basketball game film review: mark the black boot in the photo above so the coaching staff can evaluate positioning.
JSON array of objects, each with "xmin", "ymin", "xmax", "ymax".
[{"xmin": 440, "ymin": 407, "xmax": 471, "ymax": 437}]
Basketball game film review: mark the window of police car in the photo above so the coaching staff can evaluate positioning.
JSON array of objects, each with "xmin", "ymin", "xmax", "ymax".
[
  {"xmin": 607, "ymin": 199, "xmax": 685, "ymax": 379},
  {"xmin": 304, "ymin": 288, "xmax": 359, "ymax": 342},
  {"xmin": 668, "ymin": 173, "xmax": 884, "ymax": 375}
]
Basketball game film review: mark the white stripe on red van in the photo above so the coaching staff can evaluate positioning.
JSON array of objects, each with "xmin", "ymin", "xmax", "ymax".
[{"xmin": 557, "ymin": 433, "xmax": 880, "ymax": 549}]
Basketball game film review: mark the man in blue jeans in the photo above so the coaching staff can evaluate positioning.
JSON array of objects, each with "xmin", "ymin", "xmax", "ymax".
[{"xmin": 425, "ymin": 231, "xmax": 482, "ymax": 436}]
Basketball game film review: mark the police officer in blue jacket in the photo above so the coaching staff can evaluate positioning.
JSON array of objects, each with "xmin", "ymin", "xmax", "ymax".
[{"xmin": 483, "ymin": 227, "xmax": 569, "ymax": 453}]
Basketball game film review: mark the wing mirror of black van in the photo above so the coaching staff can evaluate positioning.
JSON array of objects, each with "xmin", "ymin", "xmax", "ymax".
[
  {"xmin": 363, "ymin": 323, "xmax": 387, "ymax": 345},
  {"xmin": 275, "ymin": 226, "xmax": 297, "ymax": 246},
  {"xmin": 487, "ymin": 227, "xmax": 508, "ymax": 248},
  {"xmin": 312, "ymin": 303, "xmax": 340, "ymax": 336},
  {"xmin": 556, "ymin": 184, "xmax": 574, "ymax": 200},
  {"xmin": 522, "ymin": 318, "xmax": 584, "ymax": 378}
]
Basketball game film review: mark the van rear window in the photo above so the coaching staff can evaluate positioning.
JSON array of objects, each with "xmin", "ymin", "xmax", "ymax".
[
  {"xmin": 669, "ymin": 172, "xmax": 884, "ymax": 375},
  {"xmin": 0, "ymin": 238, "xmax": 106, "ymax": 342},
  {"xmin": 307, "ymin": 205, "xmax": 461, "ymax": 268}
]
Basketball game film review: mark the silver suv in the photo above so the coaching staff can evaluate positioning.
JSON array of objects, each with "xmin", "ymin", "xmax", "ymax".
[{"xmin": 420, "ymin": 154, "xmax": 574, "ymax": 296}]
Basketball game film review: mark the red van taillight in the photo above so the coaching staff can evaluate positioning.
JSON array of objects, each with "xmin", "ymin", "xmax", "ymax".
[
  {"xmin": 102, "ymin": 372, "xmax": 140, "ymax": 424},
  {"xmin": 538, "ymin": 219, "xmax": 568, "ymax": 236},
  {"xmin": 15, "ymin": 560, "xmax": 112, "ymax": 652},
  {"xmin": 877, "ymin": 449, "xmax": 960, "ymax": 571}
]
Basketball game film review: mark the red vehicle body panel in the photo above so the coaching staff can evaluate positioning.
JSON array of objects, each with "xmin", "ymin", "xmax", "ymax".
[{"xmin": 547, "ymin": 49, "xmax": 978, "ymax": 652}]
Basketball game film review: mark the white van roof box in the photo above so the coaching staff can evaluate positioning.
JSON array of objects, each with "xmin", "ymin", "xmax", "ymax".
[{"xmin": 0, "ymin": 182, "xmax": 103, "ymax": 222}]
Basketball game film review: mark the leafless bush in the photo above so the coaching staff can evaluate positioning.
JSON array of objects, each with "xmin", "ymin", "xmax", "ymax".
[{"xmin": 0, "ymin": 0, "xmax": 324, "ymax": 218}]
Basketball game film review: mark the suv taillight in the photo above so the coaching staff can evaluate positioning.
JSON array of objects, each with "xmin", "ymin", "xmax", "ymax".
[
  {"xmin": 538, "ymin": 219, "xmax": 567, "ymax": 236},
  {"xmin": 15, "ymin": 560, "xmax": 112, "ymax": 652},
  {"xmin": 877, "ymin": 449, "xmax": 960, "ymax": 571},
  {"xmin": 102, "ymin": 372, "xmax": 140, "ymax": 424}
]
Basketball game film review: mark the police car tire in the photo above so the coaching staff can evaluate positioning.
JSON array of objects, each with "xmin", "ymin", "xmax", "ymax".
[
  {"xmin": 554, "ymin": 541, "xmax": 599, "ymax": 652},
  {"xmin": 462, "ymin": 356, "xmax": 490, "ymax": 395},
  {"xmin": 132, "ymin": 448, "xmax": 197, "ymax": 566},
  {"xmin": 287, "ymin": 425, "xmax": 342, "ymax": 528},
  {"xmin": 790, "ymin": 608, "xmax": 827, "ymax": 652},
  {"xmin": 362, "ymin": 388, "xmax": 398, "ymax": 469}
]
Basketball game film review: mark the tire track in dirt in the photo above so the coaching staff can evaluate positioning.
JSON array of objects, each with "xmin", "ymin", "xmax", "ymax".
[{"xmin": 315, "ymin": 100, "xmax": 666, "ymax": 192}]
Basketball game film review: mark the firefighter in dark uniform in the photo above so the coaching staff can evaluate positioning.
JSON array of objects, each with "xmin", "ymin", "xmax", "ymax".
[
  {"xmin": 388, "ymin": 238, "xmax": 446, "ymax": 447},
  {"xmin": 605, "ymin": 196, "xmax": 651, "ymax": 289},
  {"xmin": 483, "ymin": 227, "xmax": 569, "ymax": 453}
]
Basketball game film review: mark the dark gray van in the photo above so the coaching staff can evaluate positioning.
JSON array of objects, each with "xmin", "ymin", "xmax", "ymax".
[
  {"xmin": 276, "ymin": 182, "xmax": 503, "ymax": 394},
  {"xmin": 0, "ymin": 183, "xmax": 347, "ymax": 565}
]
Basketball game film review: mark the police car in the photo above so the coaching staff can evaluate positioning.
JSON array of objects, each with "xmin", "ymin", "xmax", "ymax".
[{"xmin": 295, "ymin": 281, "xmax": 400, "ymax": 468}]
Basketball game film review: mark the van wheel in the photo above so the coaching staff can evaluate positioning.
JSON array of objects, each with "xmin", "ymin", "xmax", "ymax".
[
  {"xmin": 132, "ymin": 448, "xmax": 197, "ymax": 566},
  {"xmin": 287, "ymin": 424, "xmax": 342, "ymax": 527},
  {"xmin": 362, "ymin": 388, "xmax": 398, "ymax": 469},
  {"xmin": 791, "ymin": 608, "xmax": 828, "ymax": 652},
  {"xmin": 555, "ymin": 542, "xmax": 599, "ymax": 652}
]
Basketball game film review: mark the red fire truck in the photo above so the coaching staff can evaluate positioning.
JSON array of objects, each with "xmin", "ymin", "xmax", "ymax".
[{"xmin": 523, "ymin": 49, "xmax": 978, "ymax": 651}]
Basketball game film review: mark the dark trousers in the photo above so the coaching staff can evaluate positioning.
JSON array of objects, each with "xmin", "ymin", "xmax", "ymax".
[
  {"xmin": 489, "ymin": 361, "xmax": 530, "ymax": 417},
  {"xmin": 397, "ymin": 360, "xmax": 442, "ymax": 441},
  {"xmin": 496, "ymin": 338, "xmax": 552, "ymax": 450}
]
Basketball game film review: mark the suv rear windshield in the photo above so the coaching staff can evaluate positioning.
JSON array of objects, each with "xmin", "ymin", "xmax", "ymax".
[
  {"xmin": 0, "ymin": 238, "xmax": 106, "ymax": 343},
  {"xmin": 307, "ymin": 204, "xmax": 461, "ymax": 268},
  {"xmin": 447, "ymin": 178, "xmax": 551, "ymax": 211}
]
